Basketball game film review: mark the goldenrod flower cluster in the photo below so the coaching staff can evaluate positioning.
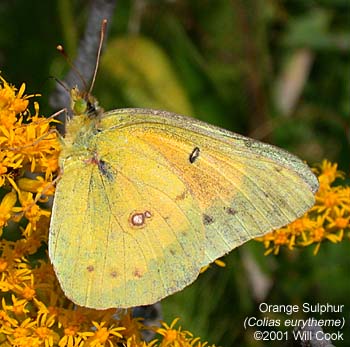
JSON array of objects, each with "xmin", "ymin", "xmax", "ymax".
[
  {"xmin": 256, "ymin": 160, "xmax": 350, "ymax": 254},
  {"xmin": 0, "ymin": 77, "xmax": 215, "ymax": 347}
]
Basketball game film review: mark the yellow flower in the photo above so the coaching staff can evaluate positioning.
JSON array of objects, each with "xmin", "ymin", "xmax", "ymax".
[
  {"xmin": 86, "ymin": 321, "xmax": 125, "ymax": 347},
  {"xmin": 156, "ymin": 319, "xmax": 213, "ymax": 347},
  {"xmin": 33, "ymin": 312, "xmax": 59, "ymax": 347},
  {"xmin": 1, "ymin": 316, "xmax": 36, "ymax": 338},
  {"xmin": 326, "ymin": 206, "xmax": 349, "ymax": 237},
  {"xmin": 0, "ymin": 304, "xmax": 18, "ymax": 330},
  {"xmin": 2, "ymin": 295, "xmax": 30, "ymax": 316},
  {"xmin": 0, "ymin": 77, "xmax": 30, "ymax": 127},
  {"xmin": 0, "ymin": 191, "xmax": 17, "ymax": 232},
  {"xmin": 58, "ymin": 324, "xmax": 89, "ymax": 347},
  {"xmin": 13, "ymin": 191, "xmax": 51, "ymax": 230},
  {"xmin": 117, "ymin": 310, "xmax": 144, "ymax": 341},
  {"xmin": 314, "ymin": 160, "xmax": 344, "ymax": 187},
  {"xmin": 314, "ymin": 186, "xmax": 348, "ymax": 216},
  {"xmin": 3, "ymin": 317, "xmax": 44, "ymax": 347}
]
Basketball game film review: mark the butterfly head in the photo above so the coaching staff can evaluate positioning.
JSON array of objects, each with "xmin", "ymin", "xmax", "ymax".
[{"xmin": 70, "ymin": 87, "xmax": 102, "ymax": 118}]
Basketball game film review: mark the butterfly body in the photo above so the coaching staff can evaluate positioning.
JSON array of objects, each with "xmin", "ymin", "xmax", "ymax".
[{"xmin": 49, "ymin": 101, "xmax": 318, "ymax": 309}]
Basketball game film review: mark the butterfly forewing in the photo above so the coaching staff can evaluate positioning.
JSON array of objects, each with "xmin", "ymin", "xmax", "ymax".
[{"xmin": 99, "ymin": 109, "xmax": 318, "ymax": 266}]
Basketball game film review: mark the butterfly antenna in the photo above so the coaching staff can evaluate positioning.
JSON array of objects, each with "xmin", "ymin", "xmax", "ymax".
[
  {"xmin": 89, "ymin": 18, "xmax": 107, "ymax": 94},
  {"xmin": 48, "ymin": 75, "xmax": 70, "ymax": 93},
  {"xmin": 56, "ymin": 44, "xmax": 88, "ymax": 91}
]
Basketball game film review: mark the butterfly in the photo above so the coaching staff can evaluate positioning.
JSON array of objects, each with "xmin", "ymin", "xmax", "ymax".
[{"xmin": 48, "ymin": 84, "xmax": 319, "ymax": 309}]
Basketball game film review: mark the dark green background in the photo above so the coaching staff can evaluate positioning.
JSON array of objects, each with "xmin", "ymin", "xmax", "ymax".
[{"xmin": 1, "ymin": 1, "xmax": 349, "ymax": 346}]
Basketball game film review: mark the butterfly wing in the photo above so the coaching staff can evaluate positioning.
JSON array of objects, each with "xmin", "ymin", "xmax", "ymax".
[
  {"xmin": 50, "ymin": 107, "xmax": 318, "ymax": 309},
  {"xmin": 99, "ymin": 108, "xmax": 319, "ymax": 266},
  {"xmin": 49, "ymin": 128, "xmax": 205, "ymax": 309}
]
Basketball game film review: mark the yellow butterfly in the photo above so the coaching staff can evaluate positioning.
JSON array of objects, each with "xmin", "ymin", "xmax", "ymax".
[{"xmin": 48, "ymin": 87, "xmax": 318, "ymax": 309}]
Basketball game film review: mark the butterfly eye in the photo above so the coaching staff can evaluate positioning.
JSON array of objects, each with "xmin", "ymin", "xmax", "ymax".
[
  {"xmin": 73, "ymin": 97, "xmax": 88, "ymax": 115},
  {"xmin": 87, "ymin": 100, "xmax": 96, "ymax": 114}
]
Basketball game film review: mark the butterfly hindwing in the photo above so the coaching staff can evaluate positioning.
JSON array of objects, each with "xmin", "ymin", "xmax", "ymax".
[{"xmin": 49, "ymin": 126, "xmax": 204, "ymax": 309}]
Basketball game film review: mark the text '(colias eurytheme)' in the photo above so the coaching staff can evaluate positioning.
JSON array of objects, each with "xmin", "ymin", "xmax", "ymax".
[{"xmin": 48, "ymin": 88, "xmax": 319, "ymax": 309}]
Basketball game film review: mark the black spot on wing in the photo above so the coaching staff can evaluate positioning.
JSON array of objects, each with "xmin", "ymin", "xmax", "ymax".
[
  {"xmin": 175, "ymin": 190, "xmax": 187, "ymax": 201},
  {"xmin": 203, "ymin": 214, "xmax": 214, "ymax": 225},
  {"xmin": 224, "ymin": 206, "xmax": 237, "ymax": 215},
  {"xmin": 189, "ymin": 147, "xmax": 200, "ymax": 164},
  {"xmin": 110, "ymin": 270, "xmax": 118, "ymax": 278},
  {"xmin": 86, "ymin": 265, "xmax": 94, "ymax": 272},
  {"xmin": 133, "ymin": 268, "xmax": 143, "ymax": 278}
]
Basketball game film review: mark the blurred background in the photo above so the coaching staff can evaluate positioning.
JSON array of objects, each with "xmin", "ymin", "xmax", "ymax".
[{"xmin": 0, "ymin": 0, "xmax": 349, "ymax": 346}]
